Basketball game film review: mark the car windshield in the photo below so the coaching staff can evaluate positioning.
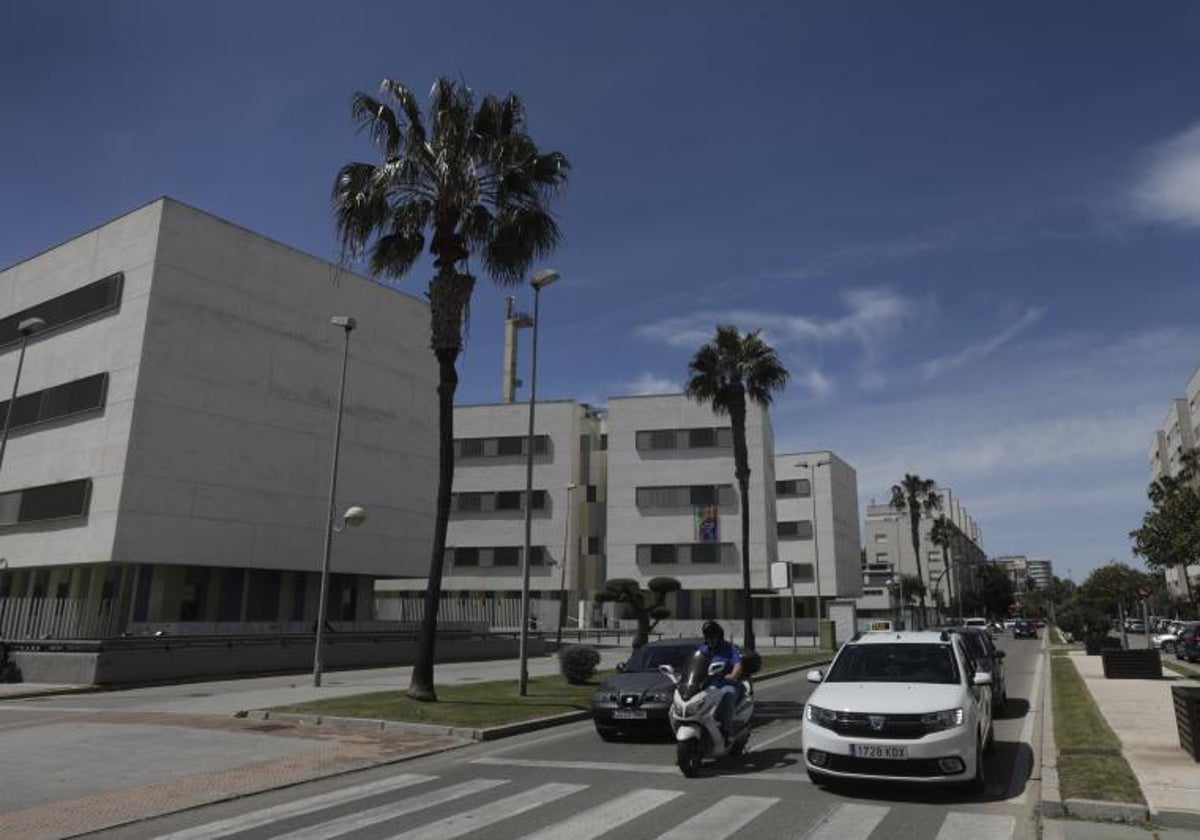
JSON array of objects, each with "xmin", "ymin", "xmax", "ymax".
[
  {"xmin": 959, "ymin": 632, "xmax": 989, "ymax": 660},
  {"xmin": 825, "ymin": 643, "xmax": 961, "ymax": 684},
  {"xmin": 624, "ymin": 644, "xmax": 696, "ymax": 671}
]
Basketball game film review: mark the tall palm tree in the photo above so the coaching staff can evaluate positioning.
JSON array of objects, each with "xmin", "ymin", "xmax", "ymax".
[
  {"xmin": 333, "ymin": 77, "xmax": 569, "ymax": 701},
  {"xmin": 929, "ymin": 514, "xmax": 957, "ymax": 617},
  {"xmin": 890, "ymin": 474, "xmax": 942, "ymax": 629},
  {"xmin": 685, "ymin": 326, "xmax": 789, "ymax": 650}
]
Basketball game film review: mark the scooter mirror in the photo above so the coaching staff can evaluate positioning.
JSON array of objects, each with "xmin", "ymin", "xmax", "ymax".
[
  {"xmin": 659, "ymin": 664, "xmax": 676, "ymax": 678},
  {"xmin": 708, "ymin": 662, "xmax": 725, "ymax": 676}
]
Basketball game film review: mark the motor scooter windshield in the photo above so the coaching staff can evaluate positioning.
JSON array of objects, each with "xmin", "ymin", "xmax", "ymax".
[{"xmin": 677, "ymin": 649, "xmax": 713, "ymax": 701}]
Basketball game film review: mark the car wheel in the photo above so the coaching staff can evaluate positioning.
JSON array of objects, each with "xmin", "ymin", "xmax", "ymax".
[
  {"xmin": 966, "ymin": 735, "xmax": 986, "ymax": 794},
  {"xmin": 1163, "ymin": 641, "xmax": 1175, "ymax": 654},
  {"xmin": 595, "ymin": 726, "xmax": 619, "ymax": 742}
]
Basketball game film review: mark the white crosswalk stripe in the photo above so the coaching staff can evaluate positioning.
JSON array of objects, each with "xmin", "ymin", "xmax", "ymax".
[
  {"xmin": 654, "ymin": 794, "xmax": 778, "ymax": 840},
  {"xmin": 269, "ymin": 778, "xmax": 509, "ymax": 840},
  {"xmin": 469, "ymin": 755, "xmax": 810, "ymax": 783},
  {"xmin": 151, "ymin": 774, "xmax": 435, "ymax": 840},
  {"xmin": 384, "ymin": 782, "xmax": 586, "ymax": 840},
  {"xmin": 518, "ymin": 788, "xmax": 683, "ymax": 840},
  {"xmin": 799, "ymin": 803, "xmax": 890, "ymax": 840},
  {"xmin": 934, "ymin": 811, "xmax": 1015, "ymax": 840}
]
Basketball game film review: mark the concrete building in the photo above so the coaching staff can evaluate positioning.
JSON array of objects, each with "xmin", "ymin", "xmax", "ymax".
[
  {"xmin": 992, "ymin": 555, "xmax": 1053, "ymax": 593},
  {"xmin": 858, "ymin": 486, "xmax": 986, "ymax": 623},
  {"xmin": 773, "ymin": 451, "xmax": 863, "ymax": 617},
  {"xmin": 375, "ymin": 399, "xmax": 606, "ymax": 629},
  {"xmin": 0, "ymin": 198, "xmax": 438, "ymax": 638},
  {"xmin": 1147, "ymin": 359, "xmax": 1200, "ymax": 599}
]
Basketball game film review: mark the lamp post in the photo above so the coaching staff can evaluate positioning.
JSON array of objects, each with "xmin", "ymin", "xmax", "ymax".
[
  {"xmin": 795, "ymin": 459, "xmax": 830, "ymax": 621},
  {"xmin": 555, "ymin": 482, "xmax": 578, "ymax": 648},
  {"xmin": 0, "ymin": 317, "xmax": 47, "ymax": 474},
  {"xmin": 518, "ymin": 268, "xmax": 559, "ymax": 696},
  {"xmin": 313, "ymin": 315, "xmax": 358, "ymax": 688}
]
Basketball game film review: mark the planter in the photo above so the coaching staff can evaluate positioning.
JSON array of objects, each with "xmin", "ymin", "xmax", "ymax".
[
  {"xmin": 1101, "ymin": 648, "xmax": 1161, "ymax": 679},
  {"xmin": 1172, "ymin": 685, "xmax": 1200, "ymax": 762}
]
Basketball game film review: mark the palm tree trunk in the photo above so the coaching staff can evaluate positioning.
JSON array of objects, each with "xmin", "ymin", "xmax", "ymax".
[
  {"xmin": 407, "ymin": 266, "xmax": 474, "ymax": 702},
  {"xmin": 730, "ymin": 403, "xmax": 754, "ymax": 651},
  {"xmin": 1183, "ymin": 559, "xmax": 1195, "ymax": 607},
  {"xmin": 909, "ymin": 503, "xmax": 927, "ymax": 629}
]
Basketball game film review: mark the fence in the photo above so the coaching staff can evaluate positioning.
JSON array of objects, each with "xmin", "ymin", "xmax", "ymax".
[
  {"xmin": 376, "ymin": 594, "xmax": 560, "ymax": 629},
  {"xmin": 0, "ymin": 597, "xmax": 121, "ymax": 640}
]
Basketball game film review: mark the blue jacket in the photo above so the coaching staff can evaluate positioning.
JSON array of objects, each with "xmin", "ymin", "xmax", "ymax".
[{"xmin": 698, "ymin": 640, "xmax": 742, "ymax": 681}]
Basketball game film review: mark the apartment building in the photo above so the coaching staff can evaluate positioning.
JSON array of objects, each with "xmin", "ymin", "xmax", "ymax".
[
  {"xmin": 773, "ymin": 452, "xmax": 862, "ymax": 616},
  {"xmin": 375, "ymin": 399, "xmax": 606, "ymax": 628},
  {"xmin": 0, "ymin": 198, "xmax": 438, "ymax": 636},
  {"xmin": 1147, "ymin": 359, "xmax": 1200, "ymax": 599},
  {"xmin": 992, "ymin": 555, "xmax": 1054, "ymax": 593},
  {"xmin": 859, "ymin": 486, "xmax": 986, "ymax": 620}
]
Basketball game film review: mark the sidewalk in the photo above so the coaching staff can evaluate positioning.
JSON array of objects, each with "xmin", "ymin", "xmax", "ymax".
[{"xmin": 1064, "ymin": 650, "xmax": 1200, "ymax": 830}]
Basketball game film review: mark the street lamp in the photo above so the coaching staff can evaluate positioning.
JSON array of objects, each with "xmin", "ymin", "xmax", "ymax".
[
  {"xmin": 313, "ymin": 315, "xmax": 360, "ymax": 688},
  {"xmin": 518, "ymin": 268, "xmax": 559, "ymax": 696},
  {"xmin": 0, "ymin": 317, "xmax": 47, "ymax": 474},
  {"xmin": 795, "ymin": 459, "xmax": 830, "ymax": 620},
  {"xmin": 555, "ymin": 482, "xmax": 578, "ymax": 648}
]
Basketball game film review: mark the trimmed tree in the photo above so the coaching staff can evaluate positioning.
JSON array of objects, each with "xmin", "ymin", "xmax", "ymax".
[
  {"xmin": 332, "ymin": 77, "xmax": 569, "ymax": 700},
  {"xmin": 595, "ymin": 577, "xmax": 682, "ymax": 648},
  {"xmin": 684, "ymin": 326, "xmax": 789, "ymax": 652}
]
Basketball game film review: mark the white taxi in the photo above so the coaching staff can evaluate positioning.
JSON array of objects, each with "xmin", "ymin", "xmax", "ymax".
[{"xmin": 801, "ymin": 630, "xmax": 994, "ymax": 791}]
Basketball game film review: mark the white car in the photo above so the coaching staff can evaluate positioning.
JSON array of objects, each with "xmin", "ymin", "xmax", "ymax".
[{"xmin": 802, "ymin": 630, "xmax": 994, "ymax": 791}]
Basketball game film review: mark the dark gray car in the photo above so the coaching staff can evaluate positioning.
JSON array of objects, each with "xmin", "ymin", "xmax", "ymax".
[
  {"xmin": 592, "ymin": 639, "xmax": 702, "ymax": 740},
  {"xmin": 941, "ymin": 626, "xmax": 1007, "ymax": 713}
]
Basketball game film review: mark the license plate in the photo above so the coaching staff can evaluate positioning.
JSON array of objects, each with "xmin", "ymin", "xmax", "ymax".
[
  {"xmin": 613, "ymin": 710, "xmax": 647, "ymax": 719},
  {"xmin": 851, "ymin": 743, "xmax": 908, "ymax": 759}
]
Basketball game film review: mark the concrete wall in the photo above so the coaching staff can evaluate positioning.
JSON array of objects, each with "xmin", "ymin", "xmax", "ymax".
[{"xmin": 113, "ymin": 199, "xmax": 438, "ymax": 578}]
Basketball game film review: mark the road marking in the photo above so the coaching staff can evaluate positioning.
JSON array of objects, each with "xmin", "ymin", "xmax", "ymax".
[
  {"xmin": 151, "ymin": 774, "xmax": 435, "ymax": 840},
  {"xmin": 934, "ymin": 812, "xmax": 1014, "ymax": 840},
  {"xmin": 385, "ymin": 782, "xmax": 585, "ymax": 840},
  {"xmin": 469, "ymin": 756, "xmax": 811, "ymax": 782},
  {"xmin": 655, "ymin": 795, "xmax": 778, "ymax": 840},
  {"xmin": 518, "ymin": 788, "xmax": 682, "ymax": 839},
  {"xmin": 1001, "ymin": 644, "xmax": 1046, "ymax": 805},
  {"xmin": 270, "ymin": 778, "xmax": 508, "ymax": 840},
  {"xmin": 752, "ymin": 722, "xmax": 803, "ymax": 750},
  {"xmin": 799, "ymin": 803, "xmax": 890, "ymax": 840}
]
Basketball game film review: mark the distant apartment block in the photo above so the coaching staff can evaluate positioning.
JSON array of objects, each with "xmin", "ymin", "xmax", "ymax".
[
  {"xmin": 0, "ymin": 198, "xmax": 438, "ymax": 637},
  {"xmin": 1147, "ymin": 359, "xmax": 1200, "ymax": 599},
  {"xmin": 992, "ymin": 555, "xmax": 1053, "ymax": 593}
]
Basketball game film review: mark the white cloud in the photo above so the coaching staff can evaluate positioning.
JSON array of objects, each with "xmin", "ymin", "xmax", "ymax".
[
  {"xmin": 1133, "ymin": 121, "xmax": 1200, "ymax": 227},
  {"xmin": 800, "ymin": 368, "xmax": 834, "ymax": 398},
  {"xmin": 634, "ymin": 287, "xmax": 920, "ymax": 351},
  {"xmin": 920, "ymin": 306, "xmax": 1046, "ymax": 380},
  {"xmin": 612, "ymin": 371, "xmax": 679, "ymax": 396}
]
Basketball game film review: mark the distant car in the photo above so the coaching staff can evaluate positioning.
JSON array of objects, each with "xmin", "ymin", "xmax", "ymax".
[
  {"xmin": 940, "ymin": 626, "xmax": 1007, "ymax": 713},
  {"xmin": 1012, "ymin": 619, "xmax": 1037, "ymax": 639},
  {"xmin": 592, "ymin": 639, "xmax": 701, "ymax": 740},
  {"xmin": 1126, "ymin": 620, "xmax": 1145, "ymax": 633},
  {"xmin": 1034, "ymin": 619, "xmax": 1046, "ymax": 629},
  {"xmin": 1176, "ymin": 622, "xmax": 1200, "ymax": 664},
  {"xmin": 963, "ymin": 617, "xmax": 989, "ymax": 630}
]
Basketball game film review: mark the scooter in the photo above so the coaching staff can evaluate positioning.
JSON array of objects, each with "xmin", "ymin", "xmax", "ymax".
[{"xmin": 660, "ymin": 649, "xmax": 754, "ymax": 777}]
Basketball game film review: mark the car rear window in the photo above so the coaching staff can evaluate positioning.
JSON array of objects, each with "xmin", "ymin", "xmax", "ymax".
[
  {"xmin": 825, "ymin": 643, "xmax": 961, "ymax": 685},
  {"xmin": 625, "ymin": 645, "xmax": 696, "ymax": 671},
  {"xmin": 960, "ymin": 632, "xmax": 988, "ymax": 659}
]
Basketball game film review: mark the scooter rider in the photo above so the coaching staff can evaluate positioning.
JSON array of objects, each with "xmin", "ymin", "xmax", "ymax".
[{"xmin": 697, "ymin": 620, "xmax": 744, "ymax": 743}]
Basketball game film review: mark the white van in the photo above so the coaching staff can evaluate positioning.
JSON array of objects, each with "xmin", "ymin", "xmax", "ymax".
[{"xmin": 963, "ymin": 617, "xmax": 989, "ymax": 629}]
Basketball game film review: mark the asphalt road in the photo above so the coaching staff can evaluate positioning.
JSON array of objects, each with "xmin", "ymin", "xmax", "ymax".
[{"xmin": 90, "ymin": 634, "xmax": 1047, "ymax": 840}]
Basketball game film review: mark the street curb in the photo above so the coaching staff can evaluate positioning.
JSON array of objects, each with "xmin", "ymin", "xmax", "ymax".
[
  {"xmin": 1062, "ymin": 798, "xmax": 1149, "ymax": 824},
  {"xmin": 240, "ymin": 655, "xmax": 833, "ymax": 741},
  {"xmin": 0, "ymin": 684, "xmax": 99, "ymax": 701},
  {"xmin": 1039, "ymin": 642, "xmax": 1065, "ymax": 819}
]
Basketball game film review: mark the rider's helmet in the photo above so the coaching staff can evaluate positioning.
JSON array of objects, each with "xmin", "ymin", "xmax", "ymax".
[{"xmin": 701, "ymin": 620, "xmax": 724, "ymax": 648}]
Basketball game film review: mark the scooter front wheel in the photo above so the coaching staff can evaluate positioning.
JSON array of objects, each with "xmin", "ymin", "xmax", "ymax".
[{"xmin": 677, "ymin": 738, "xmax": 702, "ymax": 777}]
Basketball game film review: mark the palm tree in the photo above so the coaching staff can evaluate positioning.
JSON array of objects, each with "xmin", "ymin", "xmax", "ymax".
[
  {"xmin": 333, "ymin": 78, "xmax": 569, "ymax": 701},
  {"xmin": 929, "ymin": 515, "xmax": 957, "ymax": 618},
  {"xmin": 890, "ymin": 474, "xmax": 942, "ymax": 629},
  {"xmin": 685, "ymin": 326, "xmax": 789, "ymax": 651}
]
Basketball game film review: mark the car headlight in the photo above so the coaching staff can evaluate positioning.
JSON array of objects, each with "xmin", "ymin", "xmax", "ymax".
[
  {"xmin": 921, "ymin": 708, "xmax": 964, "ymax": 731},
  {"xmin": 644, "ymin": 690, "xmax": 672, "ymax": 703},
  {"xmin": 805, "ymin": 704, "xmax": 837, "ymax": 728}
]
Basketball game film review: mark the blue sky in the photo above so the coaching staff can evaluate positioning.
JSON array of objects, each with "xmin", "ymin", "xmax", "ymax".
[{"xmin": 3, "ymin": 1, "xmax": 1200, "ymax": 582}]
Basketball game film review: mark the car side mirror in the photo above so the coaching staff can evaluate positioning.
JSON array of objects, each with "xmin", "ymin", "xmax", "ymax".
[
  {"xmin": 806, "ymin": 669, "xmax": 824, "ymax": 684},
  {"xmin": 616, "ymin": 662, "xmax": 626, "ymax": 672},
  {"xmin": 973, "ymin": 671, "xmax": 992, "ymax": 686}
]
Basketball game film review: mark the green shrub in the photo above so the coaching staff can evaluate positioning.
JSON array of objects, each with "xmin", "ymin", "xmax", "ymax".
[{"xmin": 559, "ymin": 645, "xmax": 601, "ymax": 684}]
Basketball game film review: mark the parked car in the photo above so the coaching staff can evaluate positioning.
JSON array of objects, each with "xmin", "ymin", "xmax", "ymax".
[
  {"xmin": 1012, "ymin": 619, "xmax": 1037, "ymax": 639},
  {"xmin": 940, "ymin": 626, "xmax": 1007, "ymax": 713},
  {"xmin": 1126, "ymin": 620, "xmax": 1146, "ymax": 633},
  {"xmin": 1176, "ymin": 622, "xmax": 1200, "ymax": 664},
  {"xmin": 1152, "ymin": 622, "xmax": 1183, "ymax": 653},
  {"xmin": 592, "ymin": 639, "xmax": 701, "ymax": 740},
  {"xmin": 802, "ymin": 630, "xmax": 994, "ymax": 791}
]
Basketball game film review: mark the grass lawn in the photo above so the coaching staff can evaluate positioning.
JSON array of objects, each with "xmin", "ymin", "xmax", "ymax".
[
  {"xmin": 1051, "ymin": 655, "xmax": 1145, "ymax": 804},
  {"xmin": 272, "ymin": 649, "xmax": 832, "ymax": 729}
]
